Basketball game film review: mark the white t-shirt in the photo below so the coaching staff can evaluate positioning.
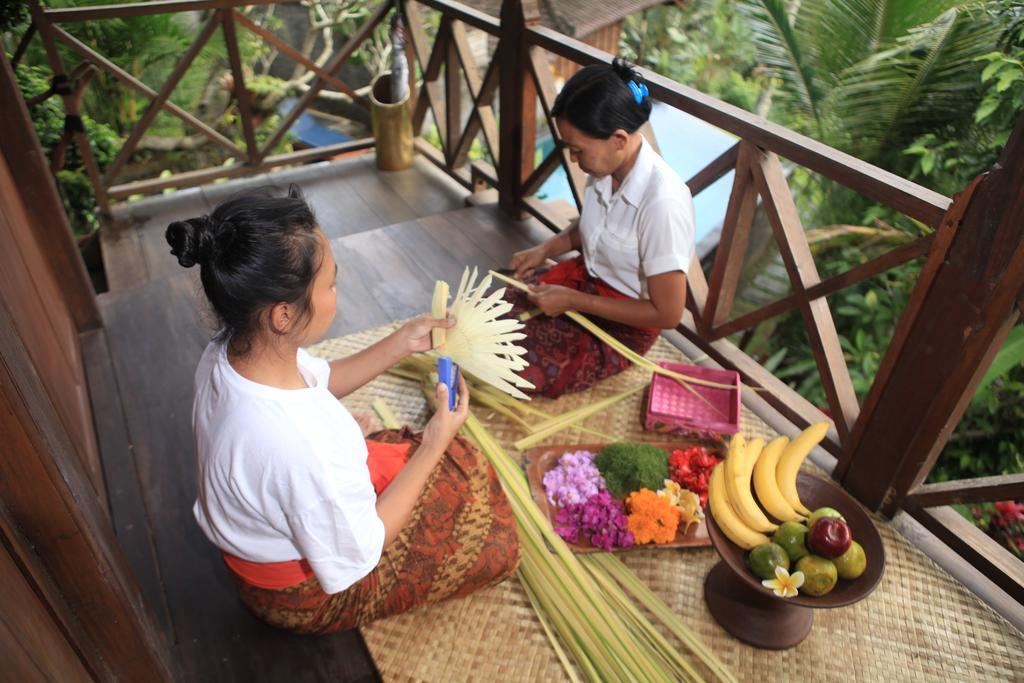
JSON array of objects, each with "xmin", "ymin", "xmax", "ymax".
[
  {"xmin": 579, "ymin": 136, "xmax": 696, "ymax": 300},
  {"xmin": 192, "ymin": 339, "xmax": 386, "ymax": 594}
]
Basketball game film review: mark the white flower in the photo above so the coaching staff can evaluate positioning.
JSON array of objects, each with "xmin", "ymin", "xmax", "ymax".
[{"xmin": 761, "ymin": 566, "xmax": 804, "ymax": 598}]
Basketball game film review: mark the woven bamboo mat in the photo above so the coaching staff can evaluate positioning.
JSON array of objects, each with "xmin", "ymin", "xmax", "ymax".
[{"xmin": 310, "ymin": 323, "xmax": 1024, "ymax": 682}]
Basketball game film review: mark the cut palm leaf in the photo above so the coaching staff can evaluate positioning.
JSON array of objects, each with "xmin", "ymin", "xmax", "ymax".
[
  {"xmin": 515, "ymin": 386, "xmax": 644, "ymax": 451},
  {"xmin": 372, "ymin": 399, "xmax": 402, "ymax": 430},
  {"xmin": 432, "ymin": 268, "xmax": 536, "ymax": 400}
]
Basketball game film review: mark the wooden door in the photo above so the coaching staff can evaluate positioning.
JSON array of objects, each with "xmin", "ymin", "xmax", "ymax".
[
  {"xmin": 0, "ymin": 512, "xmax": 94, "ymax": 683},
  {"xmin": 0, "ymin": 53, "xmax": 173, "ymax": 681},
  {"xmin": 0, "ymin": 54, "xmax": 105, "ymax": 503}
]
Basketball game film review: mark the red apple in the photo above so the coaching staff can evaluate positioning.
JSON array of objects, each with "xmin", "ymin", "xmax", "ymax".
[{"xmin": 808, "ymin": 517, "xmax": 852, "ymax": 558}]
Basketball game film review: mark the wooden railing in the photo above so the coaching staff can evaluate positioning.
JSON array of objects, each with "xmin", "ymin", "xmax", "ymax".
[
  {"xmin": 21, "ymin": 0, "xmax": 1024, "ymax": 605},
  {"xmin": 26, "ymin": 0, "xmax": 383, "ymax": 207}
]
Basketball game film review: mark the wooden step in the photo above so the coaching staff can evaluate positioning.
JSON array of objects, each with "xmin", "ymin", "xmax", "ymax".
[{"xmin": 100, "ymin": 153, "xmax": 470, "ymax": 293}]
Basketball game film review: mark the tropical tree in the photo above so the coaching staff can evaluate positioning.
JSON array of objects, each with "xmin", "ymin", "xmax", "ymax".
[
  {"xmin": 741, "ymin": 1, "xmax": 999, "ymax": 154},
  {"xmin": 735, "ymin": 0, "xmax": 1023, "ymax": 492}
]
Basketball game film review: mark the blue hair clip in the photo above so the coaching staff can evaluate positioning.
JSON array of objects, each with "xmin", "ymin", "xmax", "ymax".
[{"xmin": 628, "ymin": 80, "xmax": 649, "ymax": 105}]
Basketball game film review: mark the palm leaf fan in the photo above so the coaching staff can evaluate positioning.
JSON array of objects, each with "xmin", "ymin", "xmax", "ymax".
[{"xmin": 431, "ymin": 267, "xmax": 535, "ymax": 400}]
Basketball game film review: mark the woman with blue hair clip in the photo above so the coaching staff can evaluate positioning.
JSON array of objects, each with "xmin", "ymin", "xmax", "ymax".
[{"xmin": 507, "ymin": 58, "xmax": 697, "ymax": 398}]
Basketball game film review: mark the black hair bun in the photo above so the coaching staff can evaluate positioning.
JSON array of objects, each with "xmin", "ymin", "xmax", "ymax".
[
  {"xmin": 611, "ymin": 57, "xmax": 640, "ymax": 84},
  {"xmin": 166, "ymin": 216, "xmax": 215, "ymax": 268}
]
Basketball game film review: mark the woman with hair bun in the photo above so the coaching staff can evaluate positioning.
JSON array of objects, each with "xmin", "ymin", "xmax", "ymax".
[
  {"xmin": 507, "ymin": 58, "xmax": 696, "ymax": 398},
  {"xmin": 168, "ymin": 186, "xmax": 518, "ymax": 634}
]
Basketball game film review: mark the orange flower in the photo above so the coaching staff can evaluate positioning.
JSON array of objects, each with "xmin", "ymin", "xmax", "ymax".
[{"xmin": 626, "ymin": 489, "xmax": 682, "ymax": 544}]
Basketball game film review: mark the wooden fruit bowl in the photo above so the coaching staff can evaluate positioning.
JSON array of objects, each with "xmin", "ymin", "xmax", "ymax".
[{"xmin": 704, "ymin": 471, "xmax": 886, "ymax": 649}]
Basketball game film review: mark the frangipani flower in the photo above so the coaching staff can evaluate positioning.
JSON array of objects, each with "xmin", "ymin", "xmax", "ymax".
[
  {"xmin": 762, "ymin": 566, "xmax": 804, "ymax": 598},
  {"xmin": 433, "ymin": 267, "xmax": 535, "ymax": 399},
  {"xmin": 657, "ymin": 479, "xmax": 704, "ymax": 531}
]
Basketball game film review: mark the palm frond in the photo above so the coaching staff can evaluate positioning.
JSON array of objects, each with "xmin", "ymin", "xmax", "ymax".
[
  {"xmin": 801, "ymin": 0, "xmax": 965, "ymax": 79},
  {"xmin": 740, "ymin": 0, "xmax": 825, "ymax": 136},
  {"xmin": 831, "ymin": 4, "xmax": 1002, "ymax": 157},
  {"xmin": 434, "ymin": 267, "xmax": 536, "ymax": 400}
]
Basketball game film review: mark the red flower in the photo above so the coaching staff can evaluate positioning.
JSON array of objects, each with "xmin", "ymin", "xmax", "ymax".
[{"xmin": 668, "ymin": 446, "xmax": 720, "ymax": 507}]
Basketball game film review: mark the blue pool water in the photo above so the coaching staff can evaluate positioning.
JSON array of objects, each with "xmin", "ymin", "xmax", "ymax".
[
  {"xmin": 278, "ymin": 97, "xmax": 353, "ymax": 147},
  {"xmin": 536, "ymin": 101, "xmax": 736, "ymax": 244}
]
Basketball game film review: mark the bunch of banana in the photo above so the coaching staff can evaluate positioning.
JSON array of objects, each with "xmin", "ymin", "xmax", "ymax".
[
  {"xmin": 724, "ymin": 434, "xmax": 776, "ymax": 533},
  {"xmin": 774, "ymin": 422, "xmax": 829, "ymax": 517},
  {"xmin": 707, "ymin": 421, "xmax": 829, "ymax": 549},
  {"xmin": 708, "ymin": 462, "xmax": 770, "ymax": 550}
]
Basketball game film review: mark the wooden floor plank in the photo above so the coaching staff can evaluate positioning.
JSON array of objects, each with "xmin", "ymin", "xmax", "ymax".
[
  {"xmin": 79, "ymin": 327, "xmax": 176, "ymax": 657},
  {"xmin": 103, "ymin": 153, "xmax": 470, "ymax": 292},
  {"xmin": 100, "ymin": 216, "xmax": 150, "ymax": 292},
  {"xmin": 439, "ymin": 204, "xmax": 555, "ymax": 266},
  {"xmin": 367, "ymin": 155, "xmax": 468, "ymax": 218},
  {"xmin": 321, "ymin": 157, "xmax": 420, "ymax": 227},
  {"xmin": 305, "ymin": 175, "xmax": 392, "ymax": 242},
  {"xmin": 382, "ymin": 219, "xmax": 472, "ymax": 286},
  {"xmin": 334, "ymin": 225, "xmax": 438, "ymax": 322},
  {"xmin": 327, "ymin": 236, "xmax": 393, "ymax": 338}
]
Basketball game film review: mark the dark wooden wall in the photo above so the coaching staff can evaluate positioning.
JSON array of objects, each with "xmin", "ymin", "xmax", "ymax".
[
  {"xmin": 0, "ymin": 53, "xmax": 173, "ymax": 681},
  {"xmin": 0, "ymin": 54, "xmax": 104, "ymax": 501}
]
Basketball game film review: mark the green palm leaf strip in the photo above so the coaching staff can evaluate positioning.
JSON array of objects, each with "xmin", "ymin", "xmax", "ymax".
[
  {"xmin": 457, "ymin": 410, "xmax": 736, "ymax": 682},
  {"xmin": 489, "ymin": 270, "xmax": 732, "ymax": 418},
  {"xmin": 390, "ymin": 356, "xmax": 616, "ymax": 441},
  {"xmin": 512, "ymin": 385, "xmax": 644, "ymax": 451}
]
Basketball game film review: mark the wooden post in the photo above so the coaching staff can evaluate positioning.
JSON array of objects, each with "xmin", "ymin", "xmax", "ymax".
[
  {"xmin": 497, "ymin": 0, "xmax": 539, "ymax": 218},
  {"xmin": 28, "ymin": 1, "xmax": 112, "ymax": 217},
  {"xmin": 839, "ymin": 114, "xmax": 1024, "ymax": 514},
  {"xmin": 0, "ymin": 54, "xmax": 100, "ymax": 331},
  {"xmin": 221, "ymin": 9, "xmax": 259, "ymax": 165},
  {"xmin": 443, "ymin": 17, "xmax": 460, "ymax": 167}
]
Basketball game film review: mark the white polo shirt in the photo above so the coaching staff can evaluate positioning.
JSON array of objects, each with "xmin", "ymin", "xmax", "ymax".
[{"xmin": 578, "ymin": 136, "xmax": 696, "ymax": 299}]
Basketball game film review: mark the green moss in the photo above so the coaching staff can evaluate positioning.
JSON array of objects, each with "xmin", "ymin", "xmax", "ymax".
[{"xmin": 595, "ymin": 442, "xmax": 670, "ymax": 498}]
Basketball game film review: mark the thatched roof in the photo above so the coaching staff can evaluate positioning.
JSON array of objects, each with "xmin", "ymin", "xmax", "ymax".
[{"xmin": 463, "ymin": 0, "xmax": 667, "ymax": 39}]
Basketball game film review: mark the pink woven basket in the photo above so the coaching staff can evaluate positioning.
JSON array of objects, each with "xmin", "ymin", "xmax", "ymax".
[{"xmin": 644, "ymin": 361, "xmax": 741, "ymax": 436}]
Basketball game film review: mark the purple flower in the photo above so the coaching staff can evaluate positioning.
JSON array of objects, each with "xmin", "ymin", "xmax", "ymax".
[
  {"xmin": 552, "ymin": 489, "xmax": 634, "ymax": 550},
  {"xmin": 543, "ymin": 450, "xmax": 605, "ymax": 507}
]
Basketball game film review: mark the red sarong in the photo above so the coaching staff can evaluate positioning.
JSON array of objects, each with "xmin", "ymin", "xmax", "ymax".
[
  {"xmin": 224, "ymin": 429, "xmax": 519, "ymax": 634},
  {"xmin": 507, "ymin": 255, "xmax": 660, "ymax": 398}
]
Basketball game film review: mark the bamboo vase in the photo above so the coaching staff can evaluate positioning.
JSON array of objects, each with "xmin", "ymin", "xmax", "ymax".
[{"xmin": 369, "ymin": 72, "xmax": 414, "ymax": 171}]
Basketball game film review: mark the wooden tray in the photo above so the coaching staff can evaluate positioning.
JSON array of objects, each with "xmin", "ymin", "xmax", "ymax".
[{"xmin": 523, "ymin": 440, "xmax": 726, "ymax": 553}]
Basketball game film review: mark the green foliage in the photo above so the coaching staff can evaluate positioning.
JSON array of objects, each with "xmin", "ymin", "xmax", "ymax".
[
  {"xmin": 976, "ymin": 50, "xmax": 1024, "ymax": 129},
  {"xmin": 595, "ymin": 443, "xmax": 670, "ymax": 498},
  {"xmin": 6, "ymin": 0, "xmax": 196, "ymax": 136},
  {"xmin": 971, "ymin": 325, "xmax": 1024, "ymax": 408},
  {"xmin": 739, "ymin": 0, "xmax": 1004, "ymax": 178},
  {"xmin": 620, "ymin": 0, "xmax": 767, "ymax": 110},
  {"xmin": 15, "ymin": 63, "xmax": 119, "ymax": 234},
  {"xmin": 0, "ymin": 2, "xmax": 29, "ymax": 34},
  {"xmin": 932, "ymin": 354, "xmax": 1024, "ymax": 483},
  {"xmin": 762, "ymin": 239, "xmax": 919, "ymax": 404},
  {"xmin": 731, "ymin": 0, "xmax": 1024, "ymax": 485}
]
